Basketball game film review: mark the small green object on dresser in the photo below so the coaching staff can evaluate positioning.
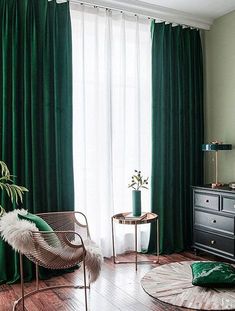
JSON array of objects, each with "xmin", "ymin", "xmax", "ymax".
[{"xmin": 191, "ymin": 261, "xmax": 235, "ymax": 287}]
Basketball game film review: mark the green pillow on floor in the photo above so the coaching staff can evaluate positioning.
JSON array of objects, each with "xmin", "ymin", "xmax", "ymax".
[{"xmin": 191, "ymin": 261, "xmax": 235, "ymax": 287}]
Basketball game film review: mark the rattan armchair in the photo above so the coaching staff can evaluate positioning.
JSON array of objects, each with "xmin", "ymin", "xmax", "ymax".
[{"xmin": 13, "ymin": 211, "xmax": 91, "ymax": 311}]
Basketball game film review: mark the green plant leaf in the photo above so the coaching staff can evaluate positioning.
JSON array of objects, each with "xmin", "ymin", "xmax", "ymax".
[
  {"xmin": 0, "ymin": 206, "xmax": 5, "ymax": 217},
  {"xmin": 133, "ymin": 175, "xmax": 140, "ymax": 182},
  {"xmin": 0, "ymin": 161, "xmax": 28, "ymax": 207},
  {"xmin": 0, "ymin": 161, "xmax": 10, "ymax": 177}
]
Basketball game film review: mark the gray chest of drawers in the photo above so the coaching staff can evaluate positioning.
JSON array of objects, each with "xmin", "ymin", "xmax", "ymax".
[{"xmin": 192, "ymin": 186, "xmax": 235, "ymax": 261}]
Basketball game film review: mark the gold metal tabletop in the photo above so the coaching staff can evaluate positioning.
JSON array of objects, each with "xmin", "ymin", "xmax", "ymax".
[{"xmin": 112, "ymin": 212, "xmax": 158, "ymax": 225}]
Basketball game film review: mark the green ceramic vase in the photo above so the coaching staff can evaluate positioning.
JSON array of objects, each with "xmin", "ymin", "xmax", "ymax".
[{"xmin": 132, "ymin": 190, "xmax": 141, "ymax": 216}]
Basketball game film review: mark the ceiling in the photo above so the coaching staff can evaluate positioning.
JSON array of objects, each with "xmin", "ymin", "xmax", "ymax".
[{"xmin": 140, "ymin": 0, "xmax": 235, "ymax": 20}]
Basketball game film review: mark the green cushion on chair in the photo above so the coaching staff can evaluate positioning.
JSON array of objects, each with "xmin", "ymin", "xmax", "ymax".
[
  {"xmin": 191, "ymin": 261, "xmax": 235, "ymax": 287},
  {"xmin": 18, "ymin": 212, "xmax": 60, "ymax": 247},
  {"xmin": 18, "ymin": 212, "xmax": 53, "ymax": 232}
]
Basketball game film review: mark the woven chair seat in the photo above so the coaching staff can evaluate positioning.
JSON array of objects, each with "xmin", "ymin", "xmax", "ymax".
[{"xmin": 25, "ymin": 231, "xmax": 85, "ymax": 270}]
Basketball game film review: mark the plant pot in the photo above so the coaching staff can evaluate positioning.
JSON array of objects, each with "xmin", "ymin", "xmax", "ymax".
[{"xmin": 132, "ymin": 190, "xmax": 141, "ymax": 216}]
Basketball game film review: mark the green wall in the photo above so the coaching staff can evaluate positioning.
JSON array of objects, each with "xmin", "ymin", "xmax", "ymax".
[{"xmin": 204, "ymin": 10, "xmax": 235, "ymax": 184}]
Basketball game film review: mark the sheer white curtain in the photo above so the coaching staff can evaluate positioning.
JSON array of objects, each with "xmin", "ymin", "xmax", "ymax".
[{"xmin": 71, "ymin": 4, "xmax": 151, "ymax": 257}]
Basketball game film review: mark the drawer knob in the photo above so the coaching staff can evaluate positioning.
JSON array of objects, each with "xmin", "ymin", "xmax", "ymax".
[
  {"xmin": 206, "ymin": 199, "xmax": 209, "ymax": 203},
  {"xmin": 211, "ymin": 240, "xmax": 216, "ymax": 245},
  {"xmin": 212, "ymin": 219, "xmax": 216, "ymax": 224}
]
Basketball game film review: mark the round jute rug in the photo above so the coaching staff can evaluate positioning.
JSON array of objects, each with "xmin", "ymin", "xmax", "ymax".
[{"xmin": 141, "ymin": 261, "xmax": 235, "ymax": 310}]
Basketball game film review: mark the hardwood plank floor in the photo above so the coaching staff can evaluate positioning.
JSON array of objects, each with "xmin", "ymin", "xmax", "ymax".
[{"xmin": 0, "ymin": 251, "xmax": 218, "ymax": 311}]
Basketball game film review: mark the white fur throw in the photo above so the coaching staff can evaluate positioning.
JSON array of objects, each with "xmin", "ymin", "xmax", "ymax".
[
  {"xmin": 0, "ymin": 209, "xmax": 38, "ymax": 254},
  {"xmin": 83, "ymin": 239, "xmax": 103, "ymax": 283},
  {"xmin": 0, "ymin": 209, "xmax": 103, "ymax": 283}
]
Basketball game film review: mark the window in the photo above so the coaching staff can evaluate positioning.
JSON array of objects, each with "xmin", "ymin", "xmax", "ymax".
[{"xmin": 71, "ymin": 4, "xmax": 151, "ymax": 256}]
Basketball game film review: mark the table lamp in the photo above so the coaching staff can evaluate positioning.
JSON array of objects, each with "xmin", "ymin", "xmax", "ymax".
[{"xmin": 202, "ymin": 141, "xmax": 232, "ymax": 188}]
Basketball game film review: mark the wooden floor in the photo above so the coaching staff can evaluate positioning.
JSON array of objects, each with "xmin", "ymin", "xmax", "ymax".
[{"xmin": 0, "ymin": 251, "xmax": 216, "ymax": 311}]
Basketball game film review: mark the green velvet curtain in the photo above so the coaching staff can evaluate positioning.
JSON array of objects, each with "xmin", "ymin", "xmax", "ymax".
[
  {"xmin": 0, "ymin": 0, "xmax": 74, "ymax": 283},
  {"xmin": 148, "ymin": 22, "xmax": 204, "ymax": 254}
]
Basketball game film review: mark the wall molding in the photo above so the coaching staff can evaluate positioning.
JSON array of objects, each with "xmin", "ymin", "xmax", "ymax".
[{"xmin": 70, "ymin": 0, "xmax": 213, "ymax": 30}]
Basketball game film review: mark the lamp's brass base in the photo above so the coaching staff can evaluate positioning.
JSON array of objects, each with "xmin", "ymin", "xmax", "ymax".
[{"xmin": 211, "ymin": 182, "xmax": 223, "ymax": 188}]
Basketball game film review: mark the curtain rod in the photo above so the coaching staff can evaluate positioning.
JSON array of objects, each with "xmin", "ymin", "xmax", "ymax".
[
  {"xmin": 70, "ymin": 0, "xmax": 197, "ymax": 28},
  {"xmin": 68, "ymin": 0, "xmax": 202, "ymax": 30},
  {"xmin": 70, "ymin": 0, "xmax": 152, "ymax": 19}
]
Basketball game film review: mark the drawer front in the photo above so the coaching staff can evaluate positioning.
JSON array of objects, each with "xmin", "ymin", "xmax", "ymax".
[
  {"xmin": 194, "ymin": 192, "xmax": 219, "ymax": 210},
  {"xmin": 194, "ymin": 230, "xmax": 234, "ymax": 256},
  {"xmin": 222, "ymin": 196, "xmax": 235, "ymax": 213},
  {"xmin": 194, "ymin": 210, "xmax": 234, "ymax": 235}
]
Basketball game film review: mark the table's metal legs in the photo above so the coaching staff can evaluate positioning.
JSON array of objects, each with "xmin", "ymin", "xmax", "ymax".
[
  {"xmin": 111, "ymin": 216, "xmax": 116, "ymax": 263},
  {"xmin": 135, "ymin": 223, "xmax": 137, "ymax": 271},
  {"xmin": 111, "ymin": 217, "xmax": 160, "ymax": 269},
  {"xmin": 156, "ymin": 217, "xmax": 160, "ymax": 263}
]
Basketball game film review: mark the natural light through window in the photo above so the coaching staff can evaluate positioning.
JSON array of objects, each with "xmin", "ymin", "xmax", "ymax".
[{"xmin": 71, "ymin": 4, "xmax": 151, "ymax": 257}]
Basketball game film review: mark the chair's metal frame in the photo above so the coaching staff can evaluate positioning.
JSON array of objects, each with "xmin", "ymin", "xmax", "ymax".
[{"xmin": 13, "ymin": 211, "xmax": 91, "ymax": 311}]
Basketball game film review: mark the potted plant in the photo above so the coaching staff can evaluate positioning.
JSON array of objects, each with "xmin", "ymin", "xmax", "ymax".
[
  {"xmin": 0, "ymin": 161, "xmax": 28, "ymax": 216},
  {"xmin": 128, "ymin": 170, "xmax": 148, "ymax": 216}
]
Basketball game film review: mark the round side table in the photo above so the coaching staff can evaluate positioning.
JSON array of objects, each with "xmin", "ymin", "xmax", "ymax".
[{"xmin": 111, "ymin": 212, "xmax": 159, "ymax": 271}]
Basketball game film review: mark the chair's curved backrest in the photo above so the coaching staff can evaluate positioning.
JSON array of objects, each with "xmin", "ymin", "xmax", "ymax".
[{"xmin": 37, "ymin": 211, "xmax": 91, "ymax": 241}]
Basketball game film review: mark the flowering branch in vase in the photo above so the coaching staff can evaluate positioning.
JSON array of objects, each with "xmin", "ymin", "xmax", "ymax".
[{"xmin": 128, "ymin": 170, "xmax": 148, "ymax": 191}]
